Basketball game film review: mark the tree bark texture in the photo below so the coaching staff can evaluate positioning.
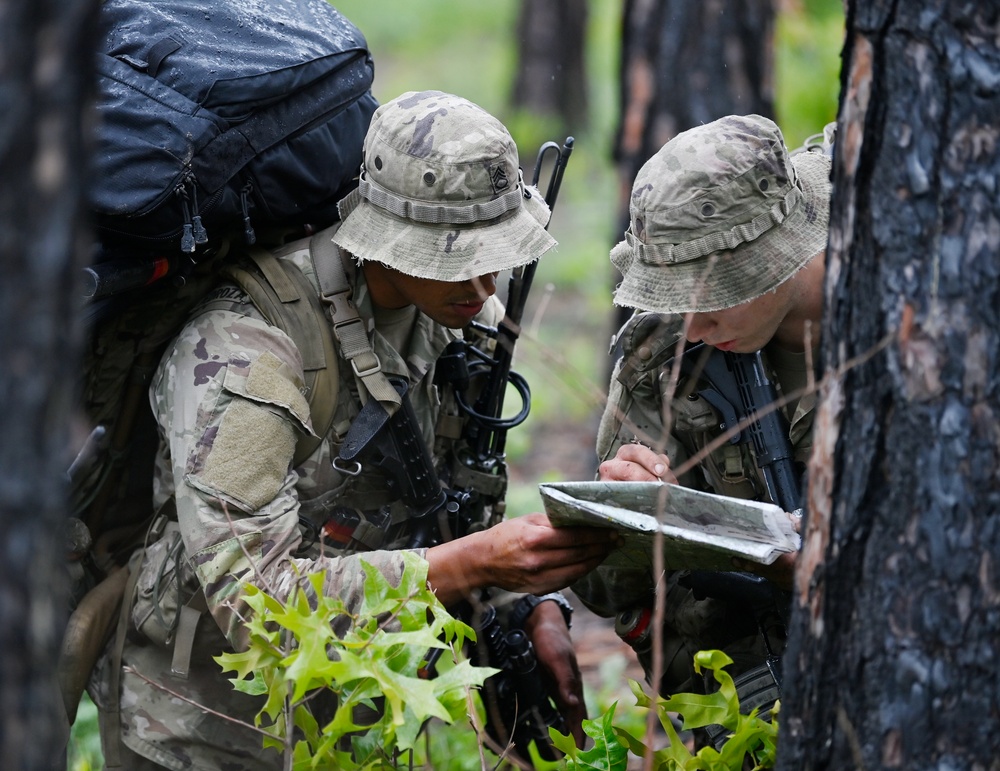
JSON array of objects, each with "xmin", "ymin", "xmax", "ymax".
[
  {"xmin": 511, "ymin": 0, "xmax": 589, "ymax": 134},
  {"xmin": 614, "ymin": 0, "xmax": 775, "ymax": 188},
  {"xmin": 0, "ymin": 0, "xmax": 97, "ymax": 766},
  {"xmin": 610, "ymin": 0, "xmax": 775, "ymax": 339},
  {"xmin": 780, "ymin": 2, "xmax": 1000, "ymax": 768}
]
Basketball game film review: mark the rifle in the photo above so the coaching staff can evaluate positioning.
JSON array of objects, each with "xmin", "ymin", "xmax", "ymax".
[
  {"xmin": 336, "ymin": 376, "xmax": 473, "ymax": 548},
  {"xmin": 333, "ymin": 138, "xmax": 574, "ymax": 761},
  {"xmin": 666, "ymin": 342, "xmax": 802, "ymax": 691},
  {"xmin": 671, "ymin": 343, "xmax": 802, "ymax": 513},
  {"xmin": 438, "ymin": 136, "xmax": 575, "ymax": 522}
]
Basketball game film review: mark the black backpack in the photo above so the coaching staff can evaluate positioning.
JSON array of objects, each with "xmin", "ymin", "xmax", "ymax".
[
  {"xmin": 71, "ymin": 0, "xmax": 376, "ymax": 589},
  {"xmin": 90, "ymin": 0, "xmax": 378, "ymax": 254},
  {"xmin": 69, "ymin": 0, "xmax": 377, "ymax": 656},
  {"xmin": 63, "ymin": 1, "xmax": 378, "ymax": 721}
]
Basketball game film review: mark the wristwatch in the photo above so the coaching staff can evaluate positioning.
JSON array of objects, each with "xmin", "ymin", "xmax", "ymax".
[{"xmin": 510, "ymin": 591, "xmax": 574, "ymax": 631}]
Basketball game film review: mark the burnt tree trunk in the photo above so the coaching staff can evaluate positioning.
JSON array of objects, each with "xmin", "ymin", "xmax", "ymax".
[
  {"xmin": 612, "ymin": 0, "xmax": 775, "ymax": 333},
  {"xmin": 0, "ymin": 0, "xmax": 96, "ymax": 766},
  {"xmin": 780, "ymin": 2, "xmax": 1000, "ymax": 767},
  {"xmin": 511, "ymin": 0, "xmax": 589, "ymax": 136}
]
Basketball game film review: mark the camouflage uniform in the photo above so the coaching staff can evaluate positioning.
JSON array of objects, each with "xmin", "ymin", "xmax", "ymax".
[
  {"xmin": 572, "ymin": 114, "xmax": 833, "ymax": 698},
  {"xmin": 93, "ymin": 91, "xmax": 557, "ymax": 770},
  {"xmin": 573, "ymin": 312, "xmax": 816, "ymax": 693}
]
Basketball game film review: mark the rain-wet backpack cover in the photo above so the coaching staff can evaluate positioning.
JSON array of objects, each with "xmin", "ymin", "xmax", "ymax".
[{"xmin": 90, "ymin": 0, "xmax": 378, "ymax": 252}]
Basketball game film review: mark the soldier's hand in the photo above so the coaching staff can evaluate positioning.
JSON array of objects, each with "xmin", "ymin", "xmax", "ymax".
[
  {"xmin": 599, "ymin": 444, "xmax": 677, "ymax": 483},
  {"xmin": 425, "ymin": 513, "xmax": 616, "ymax": 606},
  {"xmin": 523, "ymin": 601, "xmax": 586, "ymax": 747},
  {"xmin": 479, "ymin": 513, "xmax": 617, "ymax": 596}
]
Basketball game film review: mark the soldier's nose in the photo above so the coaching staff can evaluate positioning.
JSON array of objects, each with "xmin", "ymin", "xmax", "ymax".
[
  {"xmin": 471, "ymin": 272, "xmax": 498, "ymax": 299},
  {"xmin": 686, "ymin": 314, "xmax": 714, "ymax": 343}
]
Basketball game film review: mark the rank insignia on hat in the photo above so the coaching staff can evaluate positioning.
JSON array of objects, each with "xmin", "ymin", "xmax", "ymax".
[{"xmin": 490, "ymin": 164, "xmax": 510, "ymax": 194}]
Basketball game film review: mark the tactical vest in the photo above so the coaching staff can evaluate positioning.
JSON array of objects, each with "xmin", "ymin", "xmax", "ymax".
[{"xmin": 606, "ymin": 311, "xmax": 810, "ymax": 505}]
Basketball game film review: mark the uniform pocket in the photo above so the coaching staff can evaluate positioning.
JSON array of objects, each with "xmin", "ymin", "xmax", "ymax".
[{"xmin": 130, "ymin": 525, "xmax": 198, "ymax": 647}]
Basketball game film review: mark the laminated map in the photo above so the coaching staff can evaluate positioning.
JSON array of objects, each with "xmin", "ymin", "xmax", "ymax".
[{"xmin": 540, "ymin": 480, "xmax": 800, "ymax": 572}]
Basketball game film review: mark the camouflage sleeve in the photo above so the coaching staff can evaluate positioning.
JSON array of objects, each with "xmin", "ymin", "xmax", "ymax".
[
  {"xmin": 594, "ymin": 313, "xmax": 692, "ymax": 478},
  {"xmin": 574, "ymin": 314, "xmax": 696, "ymax": 619},
  {"xmin": 153, "ymin": 307, "xmax": 413, "ymax": 648},
  {"xmin": 574, "ymin": 356, "xmax": 666, "ymax": 618}
]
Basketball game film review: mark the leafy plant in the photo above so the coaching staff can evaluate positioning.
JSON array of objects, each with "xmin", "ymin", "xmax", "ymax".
[
  {"xmin": 67, "ymin": 693, "xmax": 103, "ymax": 771},
  {"xmin": 215, "ymin": 551, "xmax": 497, "ymax": 769},
  {"xmin": 550, "ymin": 650, "xmax": 779, "ymax": 771}
]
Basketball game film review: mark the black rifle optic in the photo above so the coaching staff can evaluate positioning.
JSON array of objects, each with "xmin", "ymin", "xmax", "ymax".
[{"xmin": 334, "ymin": 138, "xmax": 574, "ymax": 762}]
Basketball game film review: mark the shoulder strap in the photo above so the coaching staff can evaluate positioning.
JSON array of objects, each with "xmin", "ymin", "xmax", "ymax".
[
  {"xmin": 310, "ymin": 231, "xmax": 402, "ymax": 414},
  {"xmin": 221, "ymin": 247, "xmax": 339, "ymax": 466}
]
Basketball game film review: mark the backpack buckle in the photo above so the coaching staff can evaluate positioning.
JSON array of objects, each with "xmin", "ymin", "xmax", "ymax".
[{"xmin": 351, "ymin": 352, "xmax": 383, "ymax": 380}]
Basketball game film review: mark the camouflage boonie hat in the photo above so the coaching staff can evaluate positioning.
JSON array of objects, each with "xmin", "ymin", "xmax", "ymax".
[
  {"xmin": 333, "ymin": 90, "xmax": 556, "ymax": 282},
  {"xmin": 611, "ymin": 114, "xmax": 831, "ymax": 314}
]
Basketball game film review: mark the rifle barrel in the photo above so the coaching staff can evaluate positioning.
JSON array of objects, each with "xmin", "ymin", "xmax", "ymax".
[{"xmin": 469, "ymin": 136, "xmax": 575, "ymax": 462}]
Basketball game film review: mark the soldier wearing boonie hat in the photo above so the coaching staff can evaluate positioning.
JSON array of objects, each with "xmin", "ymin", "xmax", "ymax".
[
  {"xmin": 573, "ymin": 114, "xmax": 834, "ymax": 745},
  {"xmin": 334, "ymin": 89, "xmax": 556, "ymax": 281},
  {"xmin": 106, "ymin": 89, "xmax": 609, "ymax": 770},
  {"xmin": 610, "ymin": 113, "xmax": 831, "ymax": 314}
]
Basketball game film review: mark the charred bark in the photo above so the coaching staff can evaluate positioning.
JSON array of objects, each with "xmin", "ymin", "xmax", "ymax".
[
  {"xmin": 780, "ymin": 2, "xmax": 1000, "ymax": 767},
  {"xmin": 0, "ymin": 0, "xmax": 97, "ymax": 766}
]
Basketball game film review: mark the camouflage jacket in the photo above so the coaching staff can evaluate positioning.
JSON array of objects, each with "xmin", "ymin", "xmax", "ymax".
[
  {"xmin": 572, "ymin": 310, "xmax": 816, "ymax": 693},
  {"xmin": 102, "ymin": 223, "xmax": 506, "ymax": 770}
]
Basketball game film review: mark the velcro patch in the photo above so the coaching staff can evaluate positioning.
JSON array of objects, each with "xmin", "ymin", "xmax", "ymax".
[
  {"xmin": 241, "ymin": 350, "xmax": 314, "ymax": 434},
  {"xmin": 197, "ymin": 398, "xmax": 297, "ymax": 511}
]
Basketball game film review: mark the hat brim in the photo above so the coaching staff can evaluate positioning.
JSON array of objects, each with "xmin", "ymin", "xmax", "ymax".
[
  {"xmin": 333, "ymin": 185, "xmax": 556, "ymax": 282},
  {"xmin": 612, "ymin": 150, "xmax": 831, "ymax": 314}
]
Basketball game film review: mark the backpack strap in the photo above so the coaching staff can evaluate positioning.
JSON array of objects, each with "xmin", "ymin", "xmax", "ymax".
[
  {"xmin": 221, "ymin": 247, "xmax": 339, "ymax": 466},
  {"xmin": 310, "ymin": 230, "xmax": 402, "ymax": 414},
  {"xmin": 100, "ymin": 546, "xmax": 145, "ymax": 768}
]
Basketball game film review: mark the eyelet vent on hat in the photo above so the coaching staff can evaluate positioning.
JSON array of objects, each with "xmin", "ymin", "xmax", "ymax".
[
  {"xmin": 701, "ymin": 203, "xmax": 715, "ymax": 217},
  {"xmin": 374, "ymin": 156, "xmax": 383, "ymax": 171},
  {"xmin": 423, "ymin": 171, "xmax": 436, "ymax": 186},
  {"xmin": 759, "ymin": 178, "xmax": 769, "ymax": 191}
]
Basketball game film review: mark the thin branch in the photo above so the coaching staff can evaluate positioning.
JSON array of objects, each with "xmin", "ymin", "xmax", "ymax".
[
  {"xmin": 123, "ymin": 665, "xmax": 280, "ymax": 740},
  {"xmin": 221, "ymin": 499, "xmax": 279, "ymax": 597},
  {"xmin": 669, "ymin": 330, "xmax": 893, "ymax": 486}
]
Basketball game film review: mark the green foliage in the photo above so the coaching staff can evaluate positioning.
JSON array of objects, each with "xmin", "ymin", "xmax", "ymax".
[
  {"xmin": 215, "ymin": 551, "xmax": 496, "ymax": 769},
  {"xmin": 551, "ymin": 650, "xmax": 778, "ymax": 771},
  {"xmin": 67, "ymin": 694, "xmax": 103, "ymax": 771},
  {"xmin": 775, "ymin": 0, "xmax": 845, "ymax": 147}
]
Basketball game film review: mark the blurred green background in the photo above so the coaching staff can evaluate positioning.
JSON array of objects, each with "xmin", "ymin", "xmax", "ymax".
[
  {"xmin": 333, "ymin": 0, "xmax": 844, "ymax": 510},
  {"xmin": 68, "ymin": 1, "xmax": 844, "ymax": 767}
]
